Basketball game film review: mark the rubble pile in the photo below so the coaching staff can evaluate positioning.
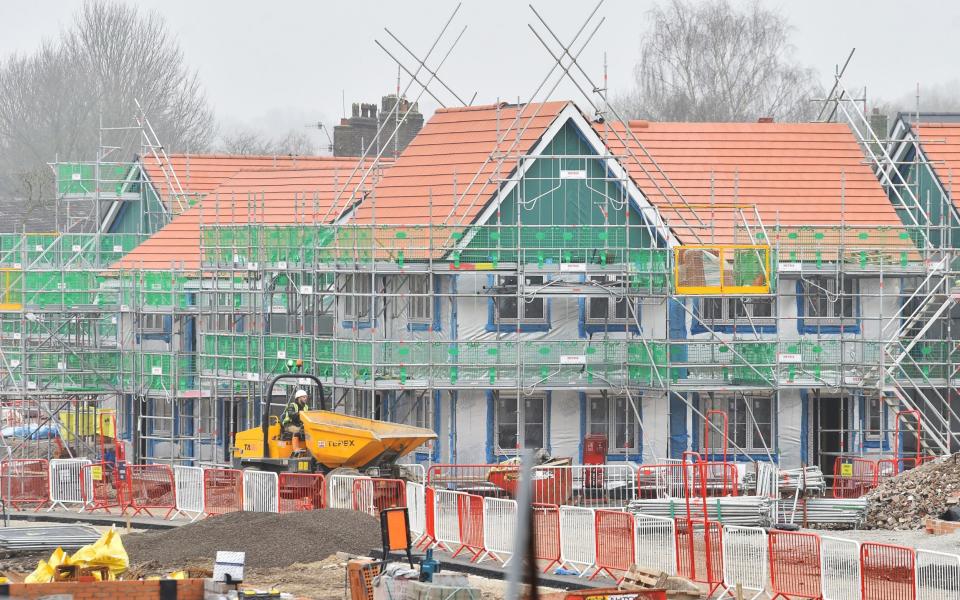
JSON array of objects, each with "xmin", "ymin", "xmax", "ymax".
[{"xmin": 863, "ymin": 454, "xmax": 960, "ymax": 530}]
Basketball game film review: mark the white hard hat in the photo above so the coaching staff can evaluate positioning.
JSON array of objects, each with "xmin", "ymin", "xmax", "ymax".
[{"xmin": 294, "ymin": 389, "xmax": 308, "ymax": 399}]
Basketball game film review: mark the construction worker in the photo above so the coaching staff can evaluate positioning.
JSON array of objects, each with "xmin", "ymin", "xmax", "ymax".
[{"xmin": 281, "ymin": 389, "xmax": 309, "ymax": 440}]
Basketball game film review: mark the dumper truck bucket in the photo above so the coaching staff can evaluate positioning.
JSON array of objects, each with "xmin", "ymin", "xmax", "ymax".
[{"xmin": 299, "ymin": 410, "xmax": 436, "ymax": 470}]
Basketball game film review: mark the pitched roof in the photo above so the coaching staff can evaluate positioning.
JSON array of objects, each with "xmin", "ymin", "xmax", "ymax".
[
  {"xmin": 140, "ymin": 154, "xmax": 354, "ymax": 213},
  {"xmin": 349, "ymin": 101, "xmax": 569, "ymax": 225},
  {"xmin": 601, "ymin": 121, "xmax": 904, "ymax": 244},
  {"xmin": 113, "ymin": 158, "xmax": 375, "ymax": 271},
  {"xmin": 913, "ymin": 123, "xmax": 960, "ymax": 207}
]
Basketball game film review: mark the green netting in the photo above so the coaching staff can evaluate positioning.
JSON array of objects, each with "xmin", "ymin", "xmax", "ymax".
[
  {"xmin": 732, "ymin": 342, "xmax": 776, "ymax": 384},
  {"xmin": 899, "ymin": 341, "xmax": 949, "ymax": 380},
  {"xmin": 56, "ymin": 163, "xmax": 129, "ymax": 195},
  {"xmin": 733, "ymin": 249, "xmax": 768, "ymax": 287}
]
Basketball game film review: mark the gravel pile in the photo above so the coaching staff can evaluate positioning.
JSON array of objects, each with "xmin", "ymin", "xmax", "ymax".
[
  {"xmin": 124, "ymin": 510, "xmax": 380, "ymax": 569},
  {"xmin": 864, "ymin": 454, "xmax": 960, "ymax": 530}
]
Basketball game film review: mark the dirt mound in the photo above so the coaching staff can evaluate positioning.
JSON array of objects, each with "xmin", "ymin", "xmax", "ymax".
[
  {"xmin": 864, "ymin": 454, "xmax": 960, "ymax": 530},
  {"xmin": 123, "ymin": 509, "xmax": 380, "ymax": 569}
]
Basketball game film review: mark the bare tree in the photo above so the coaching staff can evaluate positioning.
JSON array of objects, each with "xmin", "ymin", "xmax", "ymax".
[
  {"xmin": 0, "ymin": 1, "xmax": 215, "ymax": 231},
  {"xmin": 616, "ymin": 0, "xmax": 821, "ymax": 122},
  {"xmin": 219, "ymin": 130, "xmax": 316, "ymax": 156}
]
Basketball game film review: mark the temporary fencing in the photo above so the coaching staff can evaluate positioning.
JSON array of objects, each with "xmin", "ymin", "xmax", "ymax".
[
  {"xmin": 399, "ymin": 463, "xmax": 426, "ymax": 484},
  {"xmin": 0, "ymin": 459, "xmax": 49, "ymax": 510},
  {"xmin": 482, "ymin": 497, "xmax": 517, "ymax": 565},
  {"xmin": 278, "ymin": 473, "xmax": 325, "ymax": 513},
  {"xmin": 406, "ymin": 482, "xmax": 426, "ymax": 542},
  {"xmin": 243, "ymin": 470, "xmax": 278, "ymax": 513},
  {"xmin": 636, "ymin": 461, "xmax": 738, "ymax": 499},
  {"xmin": 720, "ymin": 525, "xmax": 768, "ymax": 600},
  {"xmin": 48, "ymin": 459, "xmax": 91, "ymax": 511},
  {"xmin": 453, "ymin": 493, "xmax": 486, "ymax": 561},
  {"xmin": 675, "ymin": 518, "xmax": 724, "ymax": 596},
  {"xmin": 832, "ymin": 457, "xmax": 878, "ymax": 498},
  {"xmin": 821, "ymin": 536, "xmax": 861, "ymax": 600},
  {"xmin": 860, "ymin": 542, "xmax": 915, "ymax": 600},
  {"xmin": 768, "ymin": 530, "xmax": 822, "ymax": 600},
  {"xmin": 433, "ymin": 489, "xmax": 464, "ymax": 552},
  {"xmin": 418, "ymin": 486, "xmax": 437, "ymax": 549},
  {"xmin": 559, "ymin": 505, "xmax": 596, "ymax": 576},
  {"xmin": 327, "ymin": 473, "xmax": 365, "ymax": 509},
  {"xmin": 126, "ymin": 464, "xmax": 176, "ymax": 518},
  {"xmin": 427, "ymin": 464, "xmax": 505, "ymax": 496},
  {"xmin": 634, "ymin": 513, "xmax": 676, "ymax": 576},
  {"xmin": 915, "ymin": 549, "xmax": 960, "ymax": 600},
  {"xmin": 592, "ymin": 509, "xmax": 636, "ymax": 582},
  {"xmin": 172, "ymin": 465, "xmax": 204, "ymax": 520},
  {"xmin": 531, "ymin": 503, "xmax": 561, "ymax": 574},
  {"xmin": 533, "ymin": 465, "xmax": 635, "ymax": 508},
  {"xmin": 81, "ymin": 462, "xmax": 122, "ymax": 513},
  {"xmin": 203, "ymin": 468, "xmax": 243, "ymax": 515}
]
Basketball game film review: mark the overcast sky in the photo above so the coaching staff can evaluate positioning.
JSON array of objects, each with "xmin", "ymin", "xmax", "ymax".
[{"xmin": 2, "ymin": 0, "xmax": 959, "ymax": 149}]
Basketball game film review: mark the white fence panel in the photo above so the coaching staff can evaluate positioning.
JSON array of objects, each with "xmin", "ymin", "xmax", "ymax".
[
  {"xmin": 634, "ymin": 512, "xmax": 676, "ymax": 576},
  {"xmin": 327, "ymin": 473, "xmax": 366, "ymax": 510},
  {"xmin": 352, "ymin": 477, "xmax": 377, "ymax": 516},
  {"xmin": 172, "ymin": 465, "xmax": 204, "ymax": 520},
  {"xmin": 821, "ymin": 536, "xmax": 861, "ymax": 600},
  {"xmin": 559, "ymin": 505, "xmax": 595, "ymax": 576},
  {"xmin": 406, "ymin": 482, "xmax": 426, "ymax": 542},
  {"xmin": 243, "ymin": 470, "xmax": 278, "ymax": 513},
  {"xmin": 482, "ymin": 497, "xmax": 517, "ymax": 565},
  {"xmin": 48, "ymin": 459, "xmax": 91, "ymax": 511},
  {"xmin": 433, "ymin": 489, "xmax": 463, "ymax": 553},
  {"xmin": 399, "ymin": 463, "xmax": 426, "ymax": 484},
  {"xmin": 533, "ymin": 464, "xmax": 637, "ymax": 508},
  {"xmin": 721, "ymin": 525, "xmax": 768, "ymax": 600},
  {"xmin": 916, "ymin": 548, "xmax": 960, "ymax": 600}
]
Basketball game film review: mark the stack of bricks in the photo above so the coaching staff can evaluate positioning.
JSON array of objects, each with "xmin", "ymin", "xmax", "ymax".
[{"xmin": 0, "ymin": 578, "xmax": 205, "ymax": 600}]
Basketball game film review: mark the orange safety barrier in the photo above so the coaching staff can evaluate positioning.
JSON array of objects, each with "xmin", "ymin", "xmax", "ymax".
[
  {"xmin": 675, "ymin": 518, "xmax": 724, "ymax": 597},
  {"xmin": 768, "ymin": 530, "xmax": 822, "ymax": 600},
  {"xmin": 453, "ymin": 493, "xmax": 486, "ymax": 561},
  {"xmin": 81, "ymin": 462, "xmax": 123, "ymax": 513},
  {"xmin": 860, "ymin": 542, "xmax": 915, "ymax": 600},
  {"xmin": 372, "ymin": 478, "xmax": 406, "ymax": 513},
  {"xmin": 278, "ymin": 473, "xmax": 325, "ymax": 512},
  {"xmin": 417, "ymin": 487, "xmax": 436, "ymax": 549},
  {"xmin": 532, "ymin": 503, "xmax": 561, "ymax": 574},
  {"xmin": 203, "ymin": 468, "xmax": 243, "ymax": 516},
  {"xmin": 831, "ymin": 457, "xmax": 879, "ymax": 498},
  {"xmin": 0, "ymin": 459, "xmax": 49, "ymax": 510},
  {"xmin": 125, "ymin": 464, "xmax": 176, "ymax": 518},
  {"xmin": 591, "ymin": 509, "xmax": 635, "ymax": 582}
]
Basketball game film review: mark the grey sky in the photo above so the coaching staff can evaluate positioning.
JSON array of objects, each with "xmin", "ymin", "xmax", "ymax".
[{"xmin": 2, "ymin": 0, "xmax": 959, "ymax": 149}]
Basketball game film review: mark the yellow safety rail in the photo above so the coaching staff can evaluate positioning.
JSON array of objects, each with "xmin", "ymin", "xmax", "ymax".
[
  {"xmin": 674, "ymin": 244, "xmax": 771, "ymax": 295},
  {"xmin": 0, "ymin": 268, "xmax": 21, "ymax": 311}
]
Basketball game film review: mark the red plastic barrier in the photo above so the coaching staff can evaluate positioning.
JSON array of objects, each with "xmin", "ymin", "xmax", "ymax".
[
  {"xmin": 0, "ymin": 459, "xmax": 49, "ymax": 510},
  {"xmin": 832, "ymin": 457, "xmax": 879, "ymax": 498},
  {"xmin": 417, "ymin": 487, "xmax": 436, "ymax": 549},
  {"xmin": 125, "ymin": 464, "xmax": 176, "ymax": 518},
  {"xmin": 592, "ymin": 509, "xmax": 635, "ymax": 582},
  {"xmin": 81, "ymin": 462, "xmax": 123, "ymax": 513},
  {"xmin": 532, "ymin": 503, "xmax": 561, "ymax": 574},
  {"xmin": 675, "ymin": 518, "xmax": 723, "ymax": 596},
  {"xmin": 768, "ymin": 530, "xmax": 822, "ymax": 600},
  {"xmin": 860, "ymin": 542, "xmax": 915, "ymax": 600},
  {"xmin": 453, "ymin": 493, "xmax": 486, "ymax": 561},
  {"xmin": 203, "ymin": 468, "xmax": 243, "ymax": 516},
  {"xmin": 278, "ymin": 473, "xmax": 325, "ymax": 512},
  {"xmin": 371, "ymin": 478, "xmax": 406, "ymax": 513}
]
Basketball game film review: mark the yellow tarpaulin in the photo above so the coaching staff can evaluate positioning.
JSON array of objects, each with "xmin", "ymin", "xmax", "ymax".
[
  {"xmin": 58, "ymin": 409, "xmax": 116, "ymax": 442},
  {"xmin": 24, "ymin": 528, "xmax": 128, "ymax": 584}
]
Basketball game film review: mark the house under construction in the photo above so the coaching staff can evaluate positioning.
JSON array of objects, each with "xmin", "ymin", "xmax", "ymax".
[{"xmin": 1, "ymin": 91, "xmax": 957, "ymax": 490}]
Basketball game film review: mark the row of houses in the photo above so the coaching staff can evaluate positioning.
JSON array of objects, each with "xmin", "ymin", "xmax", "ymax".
[{"xmin": 3, "ymin": 100, "xmax": 959, "ymax": 481}]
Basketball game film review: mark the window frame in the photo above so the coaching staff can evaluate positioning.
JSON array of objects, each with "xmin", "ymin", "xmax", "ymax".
[
  {"xmin": 863, "ymin": 396, "xmax": 883, "ymax": 441},
  {"xmin": 493, "ymin": 392, "xmax": 547, "ymax": 455},
  {"xmin": 703, "ymin": 393, "xmax": 774, "ymax": 455},
  {"xmin": 406, "ymin": 274, "xmax": 432, "ymax": 325},
  {"xmin": 342, "ymin": 274, "xmax": 373, "ymax": 322},
  {"xmin": 140, "ymin": 313, "xmax": 167, "ymax": 333},
  {"xmin": 586, "ymin": 394, "xmax": 642, "ymax": 453},
  {"xmin": 585, "ymin": 275, "xmax": 632, "ymax": 326},
  {"xmin": 699, "ymin": 297, "xmax": 775, "ymax": 327},
  {"xmin": 494, "ymin": 275, "xmax": 547, "ymax": 326},
  {"xmin": 801, "ymin": 276, "xmax": 857, "ymax": 326}
]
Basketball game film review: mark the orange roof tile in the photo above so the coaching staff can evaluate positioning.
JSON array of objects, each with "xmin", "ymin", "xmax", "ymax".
[
  {"xmin": 141, "ymin": 154, "xmax": 358, "ymax": 213},
  {"xmin": 601, "ymin": 121, "xmax": 903, "ymax": 244},
  {"xmin": 914, "ymin": 123, "xmax": 960, "ymax": 209},
  {"xmin": 350, "ymin": 101, "xmax": 569, "ymax": 225},
  {"xmin": 114, "ymin": 158, "xmax": 378, "ymax": 271}
]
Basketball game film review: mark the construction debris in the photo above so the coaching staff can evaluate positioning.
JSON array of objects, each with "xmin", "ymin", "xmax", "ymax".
[
  {"xmin": 864, "ymin": 454, "xmax": 960, "ymax": 530},
  {"xmin": 0, "ymin": 525, "xmax": 101, "ymax": 552},
  {"xmin": 124, "ymin": 510, "xmax": 380, "ymax": 570}
]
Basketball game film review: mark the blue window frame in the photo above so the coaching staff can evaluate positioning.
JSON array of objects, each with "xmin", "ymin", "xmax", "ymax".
[
  {"xmin": 692, "ymin": 297, "xmax": 776, "ymax": 335},
  {"xmin": 486, "ymin": 274, "xmax": 551, "ymax": 333},
  {"xmin": 796, "ymin": 278, "xmax": 860, "ymax": 334}
]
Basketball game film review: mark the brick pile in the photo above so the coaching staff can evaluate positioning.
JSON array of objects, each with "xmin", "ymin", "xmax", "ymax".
[{"xmin": 863, "ymin": 453, "xmax": 960, "ymax": 530}]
